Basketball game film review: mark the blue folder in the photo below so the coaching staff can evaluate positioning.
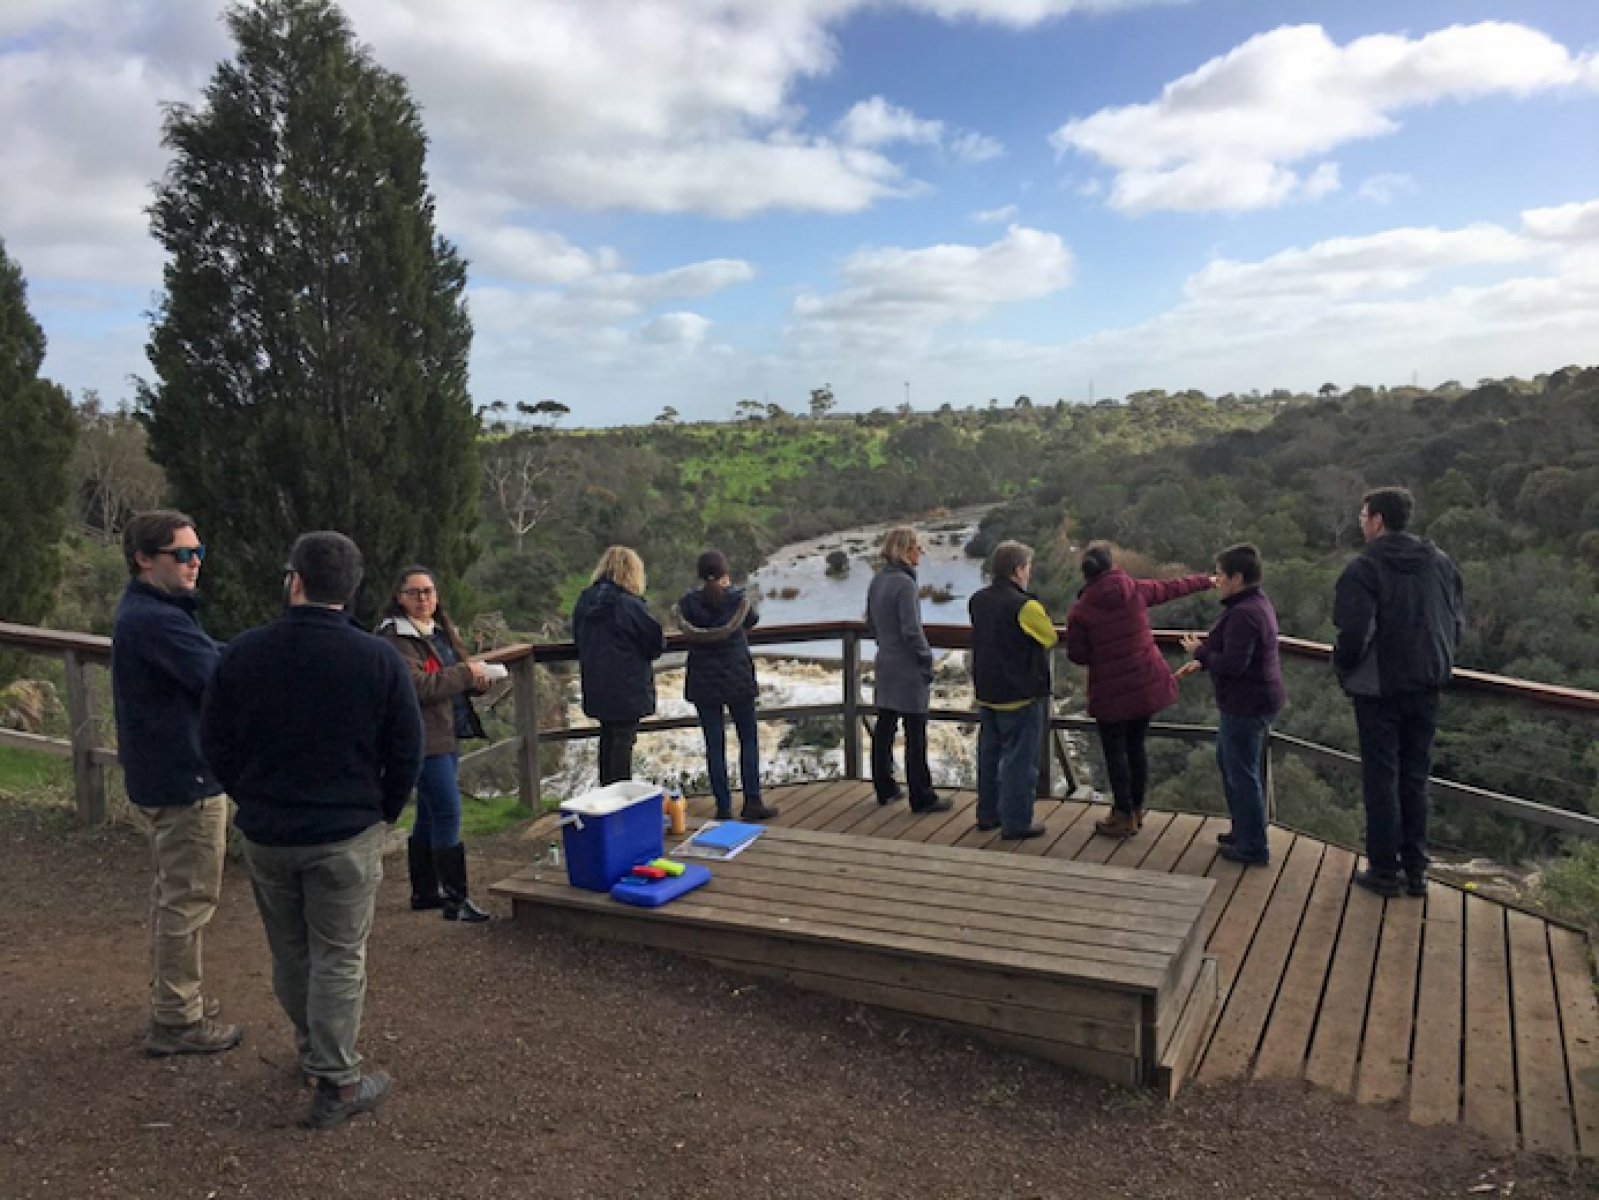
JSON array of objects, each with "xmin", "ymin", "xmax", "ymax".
[{"xmin": 689, "ymin": 821, "xmax": 765, "ymax": 852}]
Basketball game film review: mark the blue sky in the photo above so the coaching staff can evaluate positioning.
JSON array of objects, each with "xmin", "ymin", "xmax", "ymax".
[{"xmin": 3, "ymin": 0, "xmax": 1597, "ymax": 424}]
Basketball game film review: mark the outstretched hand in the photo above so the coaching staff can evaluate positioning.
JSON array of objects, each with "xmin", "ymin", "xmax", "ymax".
[{"xmin": 1174, "ymin": 660, "xmax": 1202, "ymax": 680}]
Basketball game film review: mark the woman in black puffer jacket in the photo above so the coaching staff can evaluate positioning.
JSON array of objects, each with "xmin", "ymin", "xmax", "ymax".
[
  {"xmin": 573, "ymin": 546, "xmax": 666, "ymax": 785},
  {"xmin": 675, "ymin": 550, "xmax": 777, "ymax": 822}
]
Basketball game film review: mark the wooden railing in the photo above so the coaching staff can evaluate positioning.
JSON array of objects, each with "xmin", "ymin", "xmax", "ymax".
[{"xmin": 3, "ymin": 617, "xmax": 1597, "ymax": 841}]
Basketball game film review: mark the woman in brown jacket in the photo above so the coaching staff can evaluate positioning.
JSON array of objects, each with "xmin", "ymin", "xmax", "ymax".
[{"xmin": 377, "ymin": 566, "xmax": 493, "ymax": 922}]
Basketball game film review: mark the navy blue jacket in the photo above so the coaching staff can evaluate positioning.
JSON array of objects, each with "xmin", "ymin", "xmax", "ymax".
[
  {"xmin": 1333, "ymin": 534, "xmax": 1464, "ymax": 698},
  {"xmin": 201, "ymin": 607, "xmax": 424, "ymax": 847},
  {"xmin": 676, "ymin": 586, "xmax": 759, "ymax": 706},
  {"xmin": 1195, "ymin": 587, "xmax": 1285, "ymax": 718},
  {"xmin": 111, "ymin": 581, "xmax": 221, "ymax": 808},
  {"xmin": 573, "ymin": 580, "xmax": 665, "ymax": 722}
]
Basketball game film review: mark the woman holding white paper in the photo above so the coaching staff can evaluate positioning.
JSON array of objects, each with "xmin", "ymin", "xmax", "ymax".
[{"xmin": 377, "ymin": 565, "xmax": 494, "ymax": 923}]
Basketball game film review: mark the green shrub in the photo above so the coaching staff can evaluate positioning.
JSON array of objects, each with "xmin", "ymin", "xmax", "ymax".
[{"xmin": 1538, "ymin": 840, "xmax": 1599, "ymax": 939}]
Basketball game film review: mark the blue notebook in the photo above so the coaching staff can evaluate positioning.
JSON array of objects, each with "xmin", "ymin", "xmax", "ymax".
[{"xmin": 676, "ymin": 821, "xmax": 764, "ymax": 859}]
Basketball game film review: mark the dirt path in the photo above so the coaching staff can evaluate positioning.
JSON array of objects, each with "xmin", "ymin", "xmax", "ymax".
[{"xmin": 2, "ymin": 804, "xmax": 1593, "ymax": 1200}]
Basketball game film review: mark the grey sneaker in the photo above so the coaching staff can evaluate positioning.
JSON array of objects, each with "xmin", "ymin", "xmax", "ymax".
[
  {"xmin": 304, "ymin": 1072, "xmax": 393, "ymax": 1130},
  {"xmin": 144, "ymin": 1017, "xmax": 243, "ymax": 1057}
]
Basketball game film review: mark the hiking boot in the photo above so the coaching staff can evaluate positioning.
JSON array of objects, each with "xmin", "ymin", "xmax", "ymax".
[
  {"xmin": 304, "ymin": 1072, "xmax": 393, "ymax": 1130},
  {"xmin": 740, "ymin": 800, "xmax": 780, "ymax": 822},
  {"xmin": 1218, "ymin": 843, "xmax": 1270, "ymax": 868},
  {"xmin": 1133, "ymin": 808, "xmax": 1146, "ymax": 831},
  {"xmin": 911, "ymin": 795, "xmax": 952, "ymax": 814},
  {"xmin": 1404, "ymin": 869, "xmax": 1429, "ymax": 898},
  {"xmin": 145, "ymin": 1017, "xmax": 243, "ymax": 1058},
  {"xmin": 974, "ymin": 818, "xmax": 1000, "ymax": 832},
  {"xmin": 876, "ymin": 787, "xmax": 904, "ymax": 806},
  {"xmin": 1000, "ymin": 823, "xmax": 1047, "ymax": 841},
  {"xmin": 1353, "ymin": 868, "xmax": 1402, "ymax": 899},
  {"xmin": 1217, "ymin": 830, "xmax": 1236, "ymax": 846},
  {"xmin": 1093, "ymin": 809, "xmax": 1139, "ymax": 839}
]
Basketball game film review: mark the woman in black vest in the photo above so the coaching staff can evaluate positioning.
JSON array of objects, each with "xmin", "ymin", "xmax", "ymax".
[{"xmin": 675, "ymin": 550, "xmax": 778, "ymax": 822}]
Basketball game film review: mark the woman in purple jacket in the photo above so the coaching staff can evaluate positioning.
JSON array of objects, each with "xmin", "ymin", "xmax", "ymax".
[
  {"xmin": 1066, "ymin": 542, "xmax": 1213, "ymax": 839},
  {"xmin": 1177, "ymin": 543, "xmax": 1286, "ymax": 866}
]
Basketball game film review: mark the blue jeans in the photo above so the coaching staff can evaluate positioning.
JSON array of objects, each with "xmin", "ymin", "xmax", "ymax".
[
  {"xmin": 696, "ymin": 699, "xmax": 761, "ymax": 815},
  {"xmin": 1354, "ymin": 692, "xmax": 1440, "ymax": 876},
  {"xmin": 977, "ymin": 699, "xmax": 1045, "ymax": 834},
  {"xmin": 1216, "ymin": 713, "xmax": 1273, "ymax": 859},
  {"xmin": 411, "ymin": 753, "xmax": 462, "ymax": 849}
]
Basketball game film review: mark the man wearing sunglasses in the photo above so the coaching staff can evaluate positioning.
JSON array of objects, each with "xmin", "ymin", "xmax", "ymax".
[{"xmin": 112, "ymin": 510, "xmax": 242, "ymax": 1057}]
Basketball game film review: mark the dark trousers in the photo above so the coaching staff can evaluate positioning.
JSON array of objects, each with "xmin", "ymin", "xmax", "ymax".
[
  {"xmin": 872, "ymin": 709, "xmax": 936, "ymax": 808},
  {"xmin": 597, "ymin": 721, "xmax": 638, "ymax": 786},
  {"xmin": 1353, "ymin": 692, "xmax": 1440, "ymax": 876},
  {"xmin": 1096, "ymin": 717, "xmax": 1151, "ymax": 816},
  {"xmin": 1216, "ymin": 713, "xmax": 1273, "ymax": 858},
  {"xmin": 695, "ymin": 699, "xmax": 761, "ymax": 816}
]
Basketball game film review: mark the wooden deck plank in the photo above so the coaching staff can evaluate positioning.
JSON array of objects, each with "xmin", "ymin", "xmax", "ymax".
[
  {"xmin": 1463, "ymin": 894, "xmax": 1518, "ymax": 1149},
  {"xmin": 1191, "ymin": 825, "xmax": 1297, "ymax": 1070},
  {"xmin": 1508, "ymin": 910, "xmax": 1578, "ymax": 1156},
  {"xmin": 689, "ymin": 884, "xmax": 1180, "ymax": 974},
  {"xmin": 1549, "ymin": 925, "xmax": 1599, "ymax": 1157},
  {"xmin": 729, "ymin": 850, "xmax": 1202, "ymax": 938},
  {"xmin": 766, "ymin": 778, "xmax": 857, "ymax": 829},
  {"xmin": 1132, "ymin": 812, "xmax": 1206, "ymax": 876},
  {"xmin": 1042, "ymin": 799, "xmax": 1113, "ymax": 864},
  {"xmin": 758, "ymin": 827, "xmax": 1213, "ymax": 903},
  {"xmin": 1199, "ymin": 835, "xmax": 1323, "ymax": 1081},
  {"xmin": 1009, "ymin": 800, "xmax": 1094, "ymax": 859},
  {"xmin": 884, "ymin": 788, "xmax": 976, "ymax": 845},
  {"xmin": 1355, "ymin": 886, "xmax": 1425, "ymax": 1107},
  {"xmin": 1254, "ymin": 845, "xmax": 1356, "ymax": 1080},
  {"xmin": 1105, "ymin": 809, "xmax": 1176, "ymax": 869},
  {"xmin": 788, "ymin": 779, "xmax": 875, "ymax": 831},
  {"xmin": 1304, "ymin": 859, "xmax": 1385, "ymax": 1096},
  {"xmin": 1408, "ymin": 883, "xmax": 1465, "ymax": 1128},
  {"xmin": 704, "ymin": 868, "xmax": 1193, "ymax": 956}
]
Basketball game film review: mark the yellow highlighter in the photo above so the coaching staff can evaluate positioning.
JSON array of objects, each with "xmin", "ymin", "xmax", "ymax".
[{"xmin": 648, "ymin": 858, "xmax": 686, "ymax": 877}]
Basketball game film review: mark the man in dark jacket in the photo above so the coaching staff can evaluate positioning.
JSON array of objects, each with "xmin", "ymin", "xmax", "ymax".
[
  {"xmin": 112, "ymin": 510, "xmax": 241, "ymax": 1057},
  {"xmin": 968, "ymin": 541, "xmax": 1057, "ymax": 840},
  {"xmin": 1332, "ymin": 487, "xmax": 1465, "ymax": 899},
  {"xmin": 1179, "ymin": 544, "xmax": 1285, "ymax": 867},
  {"xmin": 201, "ymin": 531, "xmax": 424, "ymax": 1130}
]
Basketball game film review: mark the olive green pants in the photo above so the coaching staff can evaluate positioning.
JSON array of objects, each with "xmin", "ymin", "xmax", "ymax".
[{"xmin": 242, "ymin": 824, "xmax": 385, "ymax": 1087}]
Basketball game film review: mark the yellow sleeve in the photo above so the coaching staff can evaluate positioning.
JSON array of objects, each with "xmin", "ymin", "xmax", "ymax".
[{"xmin": 1018, "ymin": 600, "xmax": 1059, "ymax": 649}]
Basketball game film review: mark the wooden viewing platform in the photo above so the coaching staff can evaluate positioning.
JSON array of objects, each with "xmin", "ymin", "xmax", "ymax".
[
  {"xmin": 494, "ymin": 824, "xmax": 1220, "ymax": 1095},
  {"xmin": 496, "ymin": 779, "xmax": 1599, "ymax": 1157}
]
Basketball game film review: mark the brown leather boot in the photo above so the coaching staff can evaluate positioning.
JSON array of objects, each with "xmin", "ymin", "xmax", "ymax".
[{"xmin": 1094, "ymin": 809, "xmax": 1139, "ymax": 839}]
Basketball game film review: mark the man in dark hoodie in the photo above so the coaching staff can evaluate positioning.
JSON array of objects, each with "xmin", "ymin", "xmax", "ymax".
[{"xmin": 1333, "ymin": 487, "xmax": 1464, "ymax": 899}]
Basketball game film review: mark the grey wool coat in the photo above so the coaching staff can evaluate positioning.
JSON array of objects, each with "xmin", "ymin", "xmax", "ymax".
[{"xmin": 866, "ymin": 561, "xmax": 933, "ymax": 714}]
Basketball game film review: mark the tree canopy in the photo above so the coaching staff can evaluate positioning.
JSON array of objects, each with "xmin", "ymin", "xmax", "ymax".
[
  {"xmin": 141, "ymin": 0, "xmax": 476, "ymax": 633},
  {"xmin": 0, "ymin": 238, "xmax": 76, "ymax": 633}
]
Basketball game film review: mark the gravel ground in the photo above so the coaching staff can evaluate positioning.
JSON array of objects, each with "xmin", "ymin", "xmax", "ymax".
[{"xmin": 2, "ymin": 804, "xmax": 1594, "ymax": 1200}]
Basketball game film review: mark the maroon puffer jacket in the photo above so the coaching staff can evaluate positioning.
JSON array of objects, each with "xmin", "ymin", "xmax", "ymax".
[{"xmin": 1066, "ymin": 569, "xmax": 1213, "ymax": 723}]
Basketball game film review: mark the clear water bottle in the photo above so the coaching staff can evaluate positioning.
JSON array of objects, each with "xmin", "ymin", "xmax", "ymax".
[{"xmin": 546, "ymin": 839, "xmax": 561, "ymax": 870}]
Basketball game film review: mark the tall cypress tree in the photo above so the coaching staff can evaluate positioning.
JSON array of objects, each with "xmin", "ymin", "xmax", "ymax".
[
  {"xmin": 142, "ymin": 0, "xmax": 477, "ymax": 634},
  {"xmin": 0, "ymin": 238, "xmax": 76, "ymax": 631}
]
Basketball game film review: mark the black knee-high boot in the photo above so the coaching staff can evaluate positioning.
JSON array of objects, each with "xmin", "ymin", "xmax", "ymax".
[
  {"xmin": 407, "ymin": 839, "xmax": 444, "ymax": 911},
  {"xmin": 435, "ymin": 844, "xmax": 490, "ymax": 923}
]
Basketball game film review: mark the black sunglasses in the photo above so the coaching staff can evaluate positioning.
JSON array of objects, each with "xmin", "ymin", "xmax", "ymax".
[{"xmin": 156, "ymin": 545, "xmax": 206, "ymax": 565}]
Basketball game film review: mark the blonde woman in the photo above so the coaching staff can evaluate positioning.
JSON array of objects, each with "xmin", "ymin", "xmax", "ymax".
[
  {"xmin": 866, "ymin": 527, "xmax": 950, "ymax": 813},
  {"xmin": 573, "ymin": 546, "xmax": 666, "ymax": 784}
]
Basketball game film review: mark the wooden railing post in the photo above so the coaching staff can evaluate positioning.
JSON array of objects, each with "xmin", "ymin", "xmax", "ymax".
[
  {"xmin": 511, "ymin": 654, "xmax": 541, "ymax": 813},
  {"xmin": 61, "ymin": 650, "xmax": 107, "ymax": 825},
  {"xmin": 842, "ymin": 630, "xmax": 861, "ymax": 779}
]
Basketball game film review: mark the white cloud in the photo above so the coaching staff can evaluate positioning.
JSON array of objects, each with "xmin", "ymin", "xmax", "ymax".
[
  {"xmin": 837, "ymin": 97, "xmax": 944, "ymax": 147},
  {"xmin": 1052, "ymin": 22, "xmax": 1599, "ymax": 213},
  {"xmin": 1358, "ymin": 172, "xmax": 1417, "ymax": 205},
  {"xmin": 790, "ymin": 225, "xmax": 1074, "ymax": 349},
  {"xmin": 638, "ymin": 312, "xmax": 712, "ymax": 346},
  {"xmin": 949, "ymin": 130, "xmax": 1005, "ymax": 163},
  {"xmin": 1522, "ymin": 199, "xmax": 1599, "ymax": 245},
  {"xmin": 971, "ymin": 204, "xmax": 1019, "ymax": 223}
]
